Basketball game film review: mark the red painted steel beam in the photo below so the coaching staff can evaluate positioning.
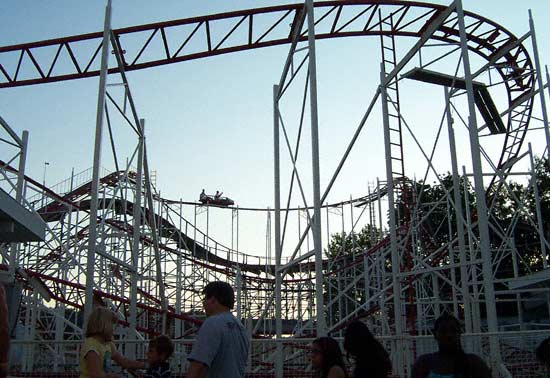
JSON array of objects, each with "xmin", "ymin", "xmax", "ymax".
[
  {"xmin": 0, "ymin": 2, "xmax": 534, "ymax": 176},
  {"xmin": 0, "ymin": 1, "xmax": 532, "ymax": 92},
  {"xmin": 0, "ymin": 1, "xmax": 535, "ymax": 177}
]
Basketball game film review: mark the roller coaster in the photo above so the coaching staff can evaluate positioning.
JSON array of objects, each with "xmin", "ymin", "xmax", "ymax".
[{"xmin": 1, "ymin": 0, "xmax": 550, "ymax": 377}]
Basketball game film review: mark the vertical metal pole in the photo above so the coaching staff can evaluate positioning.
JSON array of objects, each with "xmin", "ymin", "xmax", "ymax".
[
  {"xmin": 377, "ymin": 178, "xmax": 384, "ymax": 240},
  {"xmin": 529, "ymin": 11, "xmax": 550, "ymax": 162},
  {"xmin": 528, "ymin": 143, "xmax": 548, "ymax": 268},
  {"xmin": 236, "ymin": 266, "xmax": 242, "ymax": 320},
  {"xmin": 363, "ymin": 247, "xmax": 370, "ymax": 311},
  {"xmin": 446, "ymin": 197, "xmax": 459, "ymax": 317},
  {"xmin": 85, "ymin": 0, "xmax": 112, "ymax": 320},
  {"xmin": 273, "ymin": 84, "xmax": 283, "ymax": 378},
  {"xmin": 143, "ymin": 144, "xmax": 168, "ymax": 334},
  {"xmin": 232, "ymin": 209, "xmax": 235, "ymax": 256},
  {"xmin": 456, "ymin": 1, "xmax": 500, "ymax": 369},
  {"xmin": 415, "ymin": 281, "xmax": 423, "ymax": 334},
  {"xmin": 55, "ymin": 168, "xmax": 74, "ymax": 370},
  {"xmin": 176, "ymin": 200, "xmax": 185, "ymax": 373},
  {"xmin": 23, "ymin": 293, "xmax": 37, "ymax": 371},
  {"xmin": 10, "ymin": 130, "xmax": 28, "ymax": 277},
  {"xmin": 128, "ymin": 119, "xmax": 144, "ymax": 359},
  {"xmin": 462, "ymin": 167, "xmax": 481, "ymax": 339},
  {"xmin": 338, "ymin": 204, "xmax": 344, "ymax": 326},
  {"xmin": 433, "ymin": 275, "xmax": 441, "ymax": 318},
  {"xmin": 381, "ymin": 62, "xmax": 404, "ymax": 376},
  {"xmin": 305, "ymin": 0, "xmax": 326, "ymax": 337},
  {"xmin": 509, "ymin": 238, "xmax": 524, "ymax": 330},
  {"xmin": 15, "ymin": 131, "xmax": 28, "ymax": 203},
  {"xmin": 445, "ymin": 87, "xmax": 473, "ymax": 336}
]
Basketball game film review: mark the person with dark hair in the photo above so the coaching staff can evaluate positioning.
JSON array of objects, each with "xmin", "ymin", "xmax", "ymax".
[
  {"xmin": 344, "ymin": 321, "xmax": 391, "ymax": 378},
  {"xmin": 200, "ymin": 189, "xmax": 207, "ymax": 202},
  {"xmin": 536, "ymin": 336, "xmax": 550, "ymax": 375},
  {"xmin": 187, "ymin": 281, "xmax": 249, "ymax": 378},
  {"xmin": 411, "ymin": 313, "xmax": 491, "ymax": 378},
  {"xmin": 142, "ymin": 335, "xmax": 174, "ymax": 378},
  {"xmin": 311, "ymin": 337, "xmax": 347, "ymax": 378}
]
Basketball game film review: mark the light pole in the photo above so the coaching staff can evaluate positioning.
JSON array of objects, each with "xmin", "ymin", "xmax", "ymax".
[
  {"xmin": 42, "ymin": 161, "xmax": 49, "ymax": 207},
  {"xmin": 42, "ymin": 161, "xmax": 50, "ymax": 187}
]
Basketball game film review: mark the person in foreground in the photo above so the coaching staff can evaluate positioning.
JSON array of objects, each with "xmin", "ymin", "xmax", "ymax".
[
  {"xmin": 142, "ymin": 335, "xmax": 174, "ymax": 378},
  {"xmin": 411, "ymin": 313, "xmax": 491, "ymax": 378},
  {"xmin": 311, "ymin": 337, "xmax": 347, "ymax": 378},
  {"xmin": 80, "ymin": 306, "xmax": 146, "ymax": 378},
  {"xmin": 0, "ymin": 284, "xmax": 9, "ymax": 378},
  {"xmin": 187, "ymin": 281, "xmax": 249, "ymax": 378},
  {"xmin": 344, "ymin": 321, "xmax": 391, "ymax": 378},
  {"xmin": 536, "ymin": 336, "xmax": 550, "ymax": 377}
]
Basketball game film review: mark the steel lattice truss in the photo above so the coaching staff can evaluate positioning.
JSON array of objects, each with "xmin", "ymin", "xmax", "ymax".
[
  {"xmin": 1, "ymin": 1, "xmax": 534, "ymax": 197},
  {"xmin": 1, "ymin": 1, "xmax": 548, "ymax": 377}
]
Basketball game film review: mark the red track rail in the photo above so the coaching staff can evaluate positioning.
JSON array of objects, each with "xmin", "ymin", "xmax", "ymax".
[
  {"xmin": 0, "ymin": 1, "xmax": 531, "ymax": 91},
  {"xmin": 0, "ymin": 1, "xmax": 535, "ymax": 193}
]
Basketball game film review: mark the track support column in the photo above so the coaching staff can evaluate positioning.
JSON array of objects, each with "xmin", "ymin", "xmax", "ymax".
[
  {"xmin": 445, "ymin": 87, "xmax": 473, "ymax": 338},
  {"xmin": 85, "ymin": 0, "xmax": 112, "ymax": 320},
  {"xmin": 128, "ymin": 119, "xmax": 144, "ymax": 359},
  {"xmin": 456, "ymin": 0, "xmax": 501, "ymax": 372},
  {"xmin": 305, "ymin": 0, "xmax": 326, "ymax": 338},
  {"xmin": 273, "ymin": 84, "xmax": 283, "ymax": 378},
  {"xmin": 529, "ymin": 11, "xmax": 550, "ymax": 167}
]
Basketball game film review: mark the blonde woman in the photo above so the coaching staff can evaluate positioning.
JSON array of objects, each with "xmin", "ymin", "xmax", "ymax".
[{"xmin": 80, "ymin": 307, "xmax": 146, "ymax": 378}]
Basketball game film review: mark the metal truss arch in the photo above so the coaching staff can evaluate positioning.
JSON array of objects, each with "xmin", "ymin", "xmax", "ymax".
[{"xmin": 0, "ymin": 1, "xmax": 536, "ymax": 180}]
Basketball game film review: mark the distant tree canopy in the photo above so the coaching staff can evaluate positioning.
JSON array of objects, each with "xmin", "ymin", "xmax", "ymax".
[{"xmin": 323, "ymin": 156, "xmax": 550, "ymax": 325}]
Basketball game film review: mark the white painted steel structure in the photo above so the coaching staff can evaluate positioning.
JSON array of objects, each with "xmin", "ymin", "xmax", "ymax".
[{"xmin": 1, "ymin": 1, "xmax": 550, "ymax": 377}]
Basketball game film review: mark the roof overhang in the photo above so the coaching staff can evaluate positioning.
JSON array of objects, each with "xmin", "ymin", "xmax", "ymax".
[{"xmin": 0, "ymin": 187, "xmax": 46, "ymax": 242}]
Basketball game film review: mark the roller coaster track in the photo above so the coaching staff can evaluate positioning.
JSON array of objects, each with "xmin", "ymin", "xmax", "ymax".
[
  {"xmin": 0, "ymin": 1, "xmax": 540, "ymax": 343},
  {"xmin": 19, "ymin": 164, "xmax": 386, "ymax": 274},
  {"xmin": 0, "ymin": 0, "xmax": 536, "ymax": 195}
]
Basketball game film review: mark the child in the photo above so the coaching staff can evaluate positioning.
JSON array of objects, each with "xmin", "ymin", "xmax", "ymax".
[
  {"xmin": 80, "ymin": 306, "xmax": 146, "ymax": 378},
  {"xmin": 143, "ymin": 335, "xmax": 173, "ymax": 378}
]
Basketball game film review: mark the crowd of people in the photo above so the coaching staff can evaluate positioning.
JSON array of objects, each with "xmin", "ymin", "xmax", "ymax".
[
  {"xmin": 77, "ymin": 280, "xmax": 495, "ymax": 378},
  {"xmin": 1, "ymin": 280, "xmax": 550, "ymax": 378}
]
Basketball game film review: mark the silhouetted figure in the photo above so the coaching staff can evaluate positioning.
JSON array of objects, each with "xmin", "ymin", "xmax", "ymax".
[
  {"xmin": 311, "ymin": 337, "xmax": 347, "ymax": 378},
  {"xmin": 344, "ymin": 321, "xmax": 391, "ymax": 378},
  {"xmin": 536, "ymin": 336, "xmax": 550, "ymax": 375},
  {"xmin": 143, "ymin": 335, "xmax": 174, "ymax": 378},
  {"xmin": 187, "ymin": 281, "xmax": 249, "ymax": 378},
  {"xmin": 411, "ymin": 313, "xmax": 491, "ymax": 378},
  {"xmin": 200, "ymin": 189, "xmax": 206, "ymax": 202},
  {"xmin": 0, "ymin": 284, "xmax": 9, "ymax": 378},
  {"xmin": 214, "ymin": 191, "xmax": 223, "ymax": 200}
]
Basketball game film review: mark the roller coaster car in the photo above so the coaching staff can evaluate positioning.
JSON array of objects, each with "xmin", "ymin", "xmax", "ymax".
[{"xmin": 199, "ymin": 195, "xmax": 234, "ymax": 207}]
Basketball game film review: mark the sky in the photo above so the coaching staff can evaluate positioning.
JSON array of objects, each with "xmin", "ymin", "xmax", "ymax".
[{"xmin": 1, "ymin": 0, "xmax": 550, "ymax": 256}]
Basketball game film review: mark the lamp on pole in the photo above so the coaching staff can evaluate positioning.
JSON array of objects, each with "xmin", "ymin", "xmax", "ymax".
[
  {"xmin": 42, "ymin": 161, "xmax": 49, "ymax": 188},
  {"xmin": 42, "ymin": 161, "xmax": 49, "ymax": 207}
]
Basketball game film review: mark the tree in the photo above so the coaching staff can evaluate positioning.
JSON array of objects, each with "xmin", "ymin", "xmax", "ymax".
[
  {"xmin": 322, "ymin": 158, "xmax": 550, "ymax": 328},
  {"xmin": 324, "ymin": 224, "xmax": 384, "ymax": 329}
]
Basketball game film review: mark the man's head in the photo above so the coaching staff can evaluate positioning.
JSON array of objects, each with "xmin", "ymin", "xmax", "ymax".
[
  {"xmin": 433, "ymin": 313, "xmax": 462, "ymax": 353},
  {"xmin": 202, "ymin": 281, "xmax": 234, "ymax": 316},
  {"xmin": 147, "ymin": 335, "xmax": 174, "ymax": 366},
  {"xmin": 536, "ymin": 337, "xmax": 550, "ymax": 367}
]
